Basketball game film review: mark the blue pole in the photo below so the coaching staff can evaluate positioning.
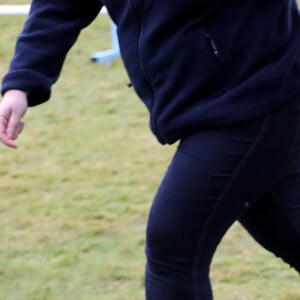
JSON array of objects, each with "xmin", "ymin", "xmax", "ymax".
[{"xmin": 91, "ymin": 21, "xmax": 120, "ymax": 63}]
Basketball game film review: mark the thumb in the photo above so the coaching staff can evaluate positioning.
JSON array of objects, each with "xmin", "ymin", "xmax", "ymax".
[{"xmin": 7, "ymin": 110, "xmax": 24, "ymax": 140}]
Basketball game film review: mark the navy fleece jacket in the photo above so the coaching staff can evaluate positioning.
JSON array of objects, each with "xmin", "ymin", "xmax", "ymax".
[{"xmin": 2, "ymin": 0, "xmax": 300, "ymax": 144}]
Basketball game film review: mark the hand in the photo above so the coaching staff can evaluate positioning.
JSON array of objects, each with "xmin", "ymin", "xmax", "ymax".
[{"xmin": 0, "ymin": 90, "xmax": 28, "ymax": 148}]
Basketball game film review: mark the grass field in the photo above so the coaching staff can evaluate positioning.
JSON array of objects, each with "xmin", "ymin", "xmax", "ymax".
[{"xmin": 0, "ymin": 3, "xmax": 299, "ymax": 300}]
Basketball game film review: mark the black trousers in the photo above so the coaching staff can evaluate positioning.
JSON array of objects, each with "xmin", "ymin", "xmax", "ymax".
[{"xmin": 145, "ymin": 102, "xmax": 300, "ymax": 299}]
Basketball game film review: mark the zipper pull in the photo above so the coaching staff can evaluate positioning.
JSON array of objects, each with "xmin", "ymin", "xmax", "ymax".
[{"xmin": 205, "ymin": 32, "xmax": 220, "ymax": 57}]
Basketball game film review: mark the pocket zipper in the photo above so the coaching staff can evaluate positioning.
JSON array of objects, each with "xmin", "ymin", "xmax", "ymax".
[{"xmin": 205, "ymin": 32, "xmax": 220, "ymax": 58}]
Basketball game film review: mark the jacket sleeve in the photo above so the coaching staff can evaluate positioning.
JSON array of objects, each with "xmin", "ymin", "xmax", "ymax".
[{"xmin": 1, "ymin": 0, "xmax": 103, "ymax": 106}]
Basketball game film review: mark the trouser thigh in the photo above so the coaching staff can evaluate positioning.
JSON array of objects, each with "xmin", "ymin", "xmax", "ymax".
[
  {"xmin": 239, "ymin": 191, "xmax": 300, "ymax": 273},
  {"xmin": 145, "ymin": 103, "xmax": 300, "ymax": 299},
  {"xmin": 239, "ymin": 117, "xmax": 300, "ymax": 273}
]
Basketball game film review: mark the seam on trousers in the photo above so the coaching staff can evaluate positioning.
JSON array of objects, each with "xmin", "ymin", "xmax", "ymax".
[
  {"xmin": 286, "ymin": 113, "xmax": 300, "ymax": 163},
  {"xmin": 192, "ymin": 114, "xmax": 270, "ymax": 300}
]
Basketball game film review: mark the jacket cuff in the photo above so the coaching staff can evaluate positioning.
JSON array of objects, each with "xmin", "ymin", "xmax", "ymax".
[{"xmin": 1, "ymin": 70, "xmax": 51, "ymax": 106}]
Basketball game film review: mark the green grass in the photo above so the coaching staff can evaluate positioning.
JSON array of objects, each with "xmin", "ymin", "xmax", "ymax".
[{"xmin": 0, "ymin": 6, "xmax": 299, "ymax": 300}]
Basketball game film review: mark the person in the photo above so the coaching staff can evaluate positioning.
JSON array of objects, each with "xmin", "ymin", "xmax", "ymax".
[{"xmin": 1, "ymin": 0, "xmax": 300, "ymax": 299}]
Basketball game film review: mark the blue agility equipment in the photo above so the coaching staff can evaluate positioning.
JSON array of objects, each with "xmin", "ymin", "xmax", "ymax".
[
  {"xmin": 91, "ymin": 21, "xmax": 120, "ymax": 63},
  {"xmin": 0, "ymin": 5, "xmax": 119, "ymax": 63}
]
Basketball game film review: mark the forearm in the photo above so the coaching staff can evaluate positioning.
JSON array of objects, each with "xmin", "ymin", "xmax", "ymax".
[{"xmin": 1, "ymin": 0, "xmax": 102, "ymax": 106}]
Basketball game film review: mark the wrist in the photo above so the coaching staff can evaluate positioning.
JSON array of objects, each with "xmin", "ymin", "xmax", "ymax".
[{"xmin": 4, "ymin": 89, "xmax": 28, "ymax": 97}]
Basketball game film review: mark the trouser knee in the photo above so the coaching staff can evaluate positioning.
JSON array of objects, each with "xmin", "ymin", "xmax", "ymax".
[{"xmin": 146, "ymin": 216, "xmax": 197, "ymax": 271}]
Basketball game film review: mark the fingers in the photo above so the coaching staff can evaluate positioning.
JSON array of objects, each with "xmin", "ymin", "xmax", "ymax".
[
  {"xmin": 0, "ymin": 137, "xmax": 18, "ymax": 149},
  {"xmin": 0, "ymin": 115, "xmax": 24, "ymax": 148},
  {"xmin": 0, "ymin": 113, "xmax": 8, "ymax": 133},
  {"xmin": 0, "ymin": 114, "xmax": 25, "ymax": 148},
  {"xmin": 0, "ymin": 114, "xmax": 18, "ymax": 148}
]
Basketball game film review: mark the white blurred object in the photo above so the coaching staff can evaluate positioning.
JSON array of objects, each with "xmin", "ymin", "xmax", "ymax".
[
  {"xmin": 0, "ymin": 5, "xmax": 108, "ymax": 15},
  {"xmin": 0, "ymin": 4, "xmax": 30, "ymax": 15}
]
